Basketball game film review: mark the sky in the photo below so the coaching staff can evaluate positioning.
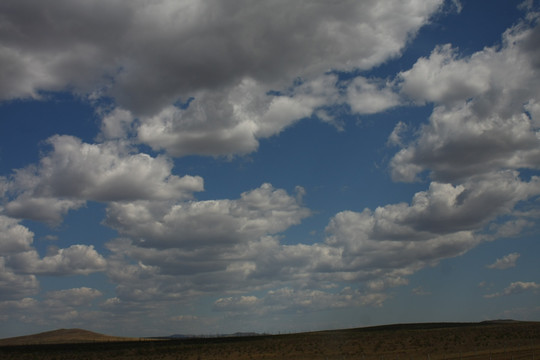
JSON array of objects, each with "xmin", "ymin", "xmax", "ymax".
[{"xmin": 1, "ymin": 0, "xmax": 540, "ymax": 338}]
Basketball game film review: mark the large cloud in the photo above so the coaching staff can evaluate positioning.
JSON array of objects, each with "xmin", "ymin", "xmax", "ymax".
[
  {"xmin": 213, "ymin": 287, "xmax": 387, "ymax": 315},
  {"xmin": 100, "ymin": 170, "xmax": 540, "ymax": 314},
  {"xmin": 0, "ymin": 0, "xmax": 443, "ymax": 113},
  {"xmin": 391, "ymin": 15, "xmax": 540, "ymax": 182},
  {"xmin": 322, "ymin": 172, "xmax": 540, "ymax": 286},
  {"xmin": 105, "ymin": 183, "xmax": 310, "ymax": 249},
  {"xmin": 134, "ymin": 75, "xmax": 341, "ymax": 156},
  {"xmin": 1, "ymin": 135, "xmax": 203, "ymax": 224},
  {"xmin": 0, "ymin": 0, "xmax": 445, "ymax": 158}
]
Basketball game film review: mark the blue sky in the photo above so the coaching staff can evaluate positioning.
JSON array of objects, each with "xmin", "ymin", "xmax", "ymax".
[{"xmin": 1, "ymin": 0, "xmax": 540, "ymax": 338}]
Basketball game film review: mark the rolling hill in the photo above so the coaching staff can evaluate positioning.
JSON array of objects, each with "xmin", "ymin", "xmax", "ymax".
[{"xmin": 0, "ymin": 328, "xmax": 140, "ymax": 346}]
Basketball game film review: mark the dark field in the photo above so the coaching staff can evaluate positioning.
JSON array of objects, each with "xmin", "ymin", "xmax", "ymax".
[{"xmin": 1, "ymin": 321, "xmax": 539, "ymax": 359}]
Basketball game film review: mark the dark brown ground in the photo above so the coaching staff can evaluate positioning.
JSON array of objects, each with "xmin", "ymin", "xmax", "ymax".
[{"xmin": 1, "ymin": 321, "xmax": 539, "ymax": 359}]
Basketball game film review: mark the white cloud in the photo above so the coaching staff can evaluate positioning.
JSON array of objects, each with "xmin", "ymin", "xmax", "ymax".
[
  {"xmin": 399, "ymin": 44, "xmax": 491, "ymax": 105},
  {"xmin": 387, "ymin": 121, "xmax": 408, "ymax": 147},
  {"xmin": 136, "ymin": 75, "xmax": 341, "ymax": 157},
  {"xmin": 347, "ymin": 77, "xmax": 401, "ymax": 114},
  {"xmin": 0, "ymin": 257, "xmax": 39, "ymax": 301},
  {"xmin": 8, "ymin": 245, "xmax": 107, "ymax": 276},
  {"xmin": 104, "ymin": 183, "xmax": 310, "ymax": 250},
  {"xmin": 486, "ymin": 252, "xmax": 521, "ymax": 270},
  {"xmin": 91, "ymin": 156, "xmax": 540, "ymax": 316},
  {"xmin": 3, "ymin": 0, "xmax": 539, "ymax": 334},
  {"xmin": 0, "ymin": 0, "xmax": 446, "ymax": 159},
  {"xmin": 0, "ymin": 215, "xmax": 106, "ymax": 283},
  {"xmin": 390, "ymin": 104, "xmax": 540, "ymax": 183},
  {"xmin": 99, "ymin": 108, "xmax": 135, "ymax": 140},
  {"xmin": 323, "ymin": 171, "xmax": 540, "ymax": 286},
  {"xmin": 44, "ymin": 287, "xmax": 103, "ymax": 307},
  {"xmin": 4, "ymin": 197, "xmax": 85, "ymax": 226},
  {"xmin": 0, "ymin": 0, "xmax": 443, "ymax": 115},
  {"xmin": 214, "ymin": 295, "xmax": 261, "ymax": 312},
  {"xmin": 101, "ymin": 185, "xmax": 313, "ymax": 305},
  {"xmin": 213, "ymin": 287, "xmax": 387, "ymax": 315},
  {"xmin": 485, "ymin": 281, "xmax": 540, "ymax": 298},
  {"xmin": 2, "ymin": 135, "xmax": 203, "ymax": 224},
  {"xmin": 391, "ymin": 16, "xmax": 540, "ymax": 182},
  {"xmin": 0, "ymin": 287, "xmax": 104, "ymax": 326},
  {"xmin": 0, "ymin": 215, "xmax": 34, "ymax": 253},
  {"xmin": 98, "ymin": 170, "xmax": 540, "ymax": 313}
]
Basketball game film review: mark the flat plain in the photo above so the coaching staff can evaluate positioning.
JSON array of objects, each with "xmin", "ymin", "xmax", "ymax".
[{"xmin": 1, "ymin": 321, "xmax": 539, "ymax": 359}]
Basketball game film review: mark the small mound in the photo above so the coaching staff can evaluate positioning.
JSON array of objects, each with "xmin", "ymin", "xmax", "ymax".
[{"xmin": 0, "ymin": 328, "xmax": 138, "ymax": 345}]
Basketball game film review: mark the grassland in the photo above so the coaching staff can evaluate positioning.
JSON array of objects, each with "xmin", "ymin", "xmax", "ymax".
[{"xmin": 1, "ymin": 321, "xmax": 539, "ymax": 359}]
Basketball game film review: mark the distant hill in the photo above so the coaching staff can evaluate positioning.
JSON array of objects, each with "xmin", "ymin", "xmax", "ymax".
[
  {"xmin": 0, "ymin": 328, "xmax": 140, "ymax": 346},
  {"xmin": 165, "ymin": 331, "xmax": 261, "ymax": 339}
]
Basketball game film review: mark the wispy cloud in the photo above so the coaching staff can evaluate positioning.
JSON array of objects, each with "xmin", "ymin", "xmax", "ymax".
[
  {"xmin": 486, "ymin": 253, "xmax": 520, "ymax": 270},
  {"xmin": 485, "ymin": 281, "xmax": 540, "ymax": 298}
]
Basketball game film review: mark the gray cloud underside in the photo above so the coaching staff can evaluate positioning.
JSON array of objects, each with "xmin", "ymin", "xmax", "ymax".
[{"xmin": 0, "ymin": 0, "xmax": 442, "ymax": 112}]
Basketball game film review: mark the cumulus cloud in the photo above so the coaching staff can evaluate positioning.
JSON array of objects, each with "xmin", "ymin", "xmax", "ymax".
[
  {"xmin": 2, "ymin": 135, "xmax": 203, "ymax": 224},
  {"xmin": 399, "ymin": 44, "xmax": 491, "ymax": 106},
  {"xmin": 101, "ymin": 184, "xmax": 312, "ymax": 304},
  {"xmin": 486, "ymin": 252, "xmax": 521, "ymax": 270},
  {"xmin": 390, "ymin": 104, "xmax": 540, "ymax": 182},
  {"xmin": 346, "ymin": 77, "xmax": 401, "ymax": 114},
  {"xmin": 0, "ymin": 0, "xmax": 443, "ymax": 112},
  {"xmin": 44, "ymin": 287, "xmax": 103, "ymax": 307},
  {"xmin": 99, "ymin": 169, "xmax": 540, "ymax": 313},
  {"xmin": 0, "ymin": 287, "xmax": 104, "ymax": 326},
  {"xmin": 2, "ymin": 0, "xmax": 539, "ymax": 332},
  {"xmin": 485, "ymin": 281, "xmax": 540, "ymax": 298},
  {"xmin": 323, "ymin": 171, "xmax": 540, "ymax": 286},
  {"xmin": 0, "ymin": 215, "xmax": 107, "ymax": 303},
  {"xmin": 135, "ymin": 76, "xmax": 341, "ymax": 157},
  {"xmin": 0, "ymin": 0, "xmax": 446, "ymax": 159},
  {"xmin": 0, "ymin": 215, "xmax": 34, "ymax": 253},
  {"xmin": 104, "ymin": 183, "xmax": 310, "ymax": 250},
  {"xmin": 0, "ymin": 257, "xmax": 39, "ymax": 301},
  {"xmin": 0, "ymin": 298, "xmax": 38, "ymax": 321},
  {"xmin": 391, "ymin": 15, "xmax": 540, "ymax": 182},
  {"xmin": 213, "ymin": 287, "xmax": 387, "ymax": 315},
  {"xmin": 7, "ymin": 245, "xmax": 107, "ymax": 276}
]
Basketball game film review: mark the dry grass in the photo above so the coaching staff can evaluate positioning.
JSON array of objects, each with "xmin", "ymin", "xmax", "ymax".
[{"xmin": 1, "ymin": 321, "xmax": 539, "ymax": 359}]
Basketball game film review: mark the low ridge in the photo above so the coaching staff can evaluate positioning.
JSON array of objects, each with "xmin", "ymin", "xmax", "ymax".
[{"xmin": 0, "ymin": 328, "xmax": 139, "ymax": 346}]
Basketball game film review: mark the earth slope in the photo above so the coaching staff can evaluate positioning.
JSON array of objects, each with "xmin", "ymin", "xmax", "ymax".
[{"xmin": 0, "ymin": 328, "xmax": 139, "ymax": 345}]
